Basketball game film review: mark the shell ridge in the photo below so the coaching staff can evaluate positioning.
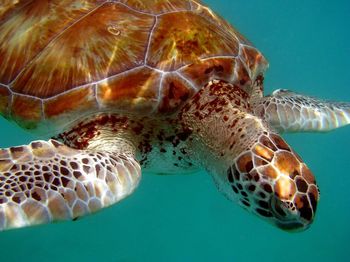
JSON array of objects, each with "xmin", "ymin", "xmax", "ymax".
[
  {"xmin": 93, "ymin": 84, "xmax": 101, "ymax": 109},
  {"xmin": 152, "ymin": 72, "xmax": 166, "ymax": 113},
  {"xmin": 155, "ymin": 9, "xmax": 192, "ymax": 17},
  {"xmin": 175, "ymin": 55, "xmax": 238, "ymax": 73},
  {"xmin": 188, "ymin": 0, "xmax": 194, "ymax": 11},
  {"xmin": 119, "ymin": 1, "xmax": 191, "ymax": 16},
  {"xmin": 0, "ymin": 83, "xmax": 10, "ymax": 90},
  {"xmin": 175, "ymin": 71, "xmax": 198, "ymax": 92},
  {"xmin": 117, "ymin": 2, "xmax": 156, "ymax": 16},
  {"xmin": 52, "ymin": 65, "xmax": 145, "ymax": 101},
  {"xmin": 144, "ymin": 16, "xmax": 158, "ymax": 65},
  {"xmin": 9, "ymin": 65, "xmax": 145, "ymax": 102}
]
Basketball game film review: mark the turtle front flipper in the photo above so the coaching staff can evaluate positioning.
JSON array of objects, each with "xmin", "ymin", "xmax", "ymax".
[
  {"xmin": 254, "ymin": 89, "xmax": 350, "ymax": 132},
  {"xmin": 0, "ymin": 139, "xmax": 141, "ymax": 231}
]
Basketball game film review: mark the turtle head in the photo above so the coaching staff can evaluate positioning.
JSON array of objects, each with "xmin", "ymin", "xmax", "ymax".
[
  {"xmin": 180, "ymin": 80, "xmax": 319, "ymax": 231},
  {"xmin": 229, "ymin": 133, "xmax": 319, "ymax": 231}
]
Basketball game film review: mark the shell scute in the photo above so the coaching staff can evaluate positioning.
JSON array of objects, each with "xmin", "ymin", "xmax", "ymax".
[
  {"xmin": 44, "ymin": 85, "xmax": 97, "ymax": 119},
  {"xmin": 97, "ymin": 66, "xmax": 162, "ymax": 113},
  {"xmin": 11, "ymin": 95, "xmax": 42, "ymax": 129},
  {"xmin": 147, "ymin": 11, "xmax": 240, "ymax": 71}
]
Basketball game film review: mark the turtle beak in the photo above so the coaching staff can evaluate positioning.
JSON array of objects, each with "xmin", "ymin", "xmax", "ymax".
[{"xmin": 270, "ymin": 194, "xmax": 314, "ymax": 232}]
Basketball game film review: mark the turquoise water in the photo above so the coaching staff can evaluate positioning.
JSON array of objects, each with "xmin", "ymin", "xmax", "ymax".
[{"xmin": 1, "ymin": 1, "xmax": 350, "ymax": 261}]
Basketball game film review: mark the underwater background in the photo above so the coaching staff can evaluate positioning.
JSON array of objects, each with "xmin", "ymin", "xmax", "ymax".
[{"xmin": 0, "ymin": 0, "xmax": 349, "ymax": 261}]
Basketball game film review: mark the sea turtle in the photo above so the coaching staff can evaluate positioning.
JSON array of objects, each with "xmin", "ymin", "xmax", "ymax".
[{"xmin": 0, "ymin": 0, "xmax": 349, "ymax": 232}]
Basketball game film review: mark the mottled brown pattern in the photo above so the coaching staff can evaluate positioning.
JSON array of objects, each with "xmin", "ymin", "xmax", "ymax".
[
  {"xmin": 147, "ymin": 11, "xmax": 239, "ymax": 71},
  {"xmin": 11, "ymin": 3, "xmax": 154, "ymax": 98},
  {"xmin": 44, "ymin": 85, "xmax": 97, "ymax": 118},
  {"xmin": 0, "ymin": 0, "xmax": 101, "ymax": 84},
  {"xmin": 120, "ymin": 0, "xmax": 191, "ymax": 14},
  {"xmin": 97, "ymin": 66, "xmax": 161, "ymax": 113}
]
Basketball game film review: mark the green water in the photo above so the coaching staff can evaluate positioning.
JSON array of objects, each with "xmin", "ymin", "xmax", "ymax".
[{"xmin": 1, "ymin": 1, "xmax": 349, "ymax": 261}]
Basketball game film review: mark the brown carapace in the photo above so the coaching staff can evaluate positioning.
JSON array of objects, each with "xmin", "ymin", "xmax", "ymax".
[
  {"xmin": 0, "ymin": 0, "xmax": 349, "ymax": 232},
  {"xmin": 0, "ymin": 0, "xmax": 265, "ymax": 132}
]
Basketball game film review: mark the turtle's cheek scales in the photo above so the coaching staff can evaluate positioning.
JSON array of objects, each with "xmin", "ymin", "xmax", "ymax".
[{"xmin": 228, "ymin": 133, "xmax": 319, "ymax": 230}]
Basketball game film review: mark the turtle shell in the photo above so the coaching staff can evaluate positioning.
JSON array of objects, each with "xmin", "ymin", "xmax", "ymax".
[{"xmin": 0, "ymin": 0, "xmax": 268, "ymax": 133}]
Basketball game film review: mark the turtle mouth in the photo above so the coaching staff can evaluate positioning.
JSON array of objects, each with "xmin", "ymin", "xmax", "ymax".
[{"xmin": 269, "ymin": 196, "xmax": 306, "ymax": 232}]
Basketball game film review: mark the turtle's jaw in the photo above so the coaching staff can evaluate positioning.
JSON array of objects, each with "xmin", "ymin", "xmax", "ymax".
[{"xmin": 270, "ymin": 196, "xmax": 313, "ymax": 232}]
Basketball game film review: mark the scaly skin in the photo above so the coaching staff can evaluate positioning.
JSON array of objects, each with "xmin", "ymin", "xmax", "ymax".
[
  {"xmin": 0, "ymin": 139, "xmax": 140, "ymax": 230},
  {"xmin": 179, "ymin": 80, "xmax": 319, "ymax": 231},
  {"xmin": 254, "ymin": 89, "xmax": 350, "ymax": 133},
  {"xmin": 55, "ymin": 79, "xmax": 319, "ymax": 231},
  {"xmin": 5, "ymin": 77, "xmax": 350, "ymax": 231}
]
